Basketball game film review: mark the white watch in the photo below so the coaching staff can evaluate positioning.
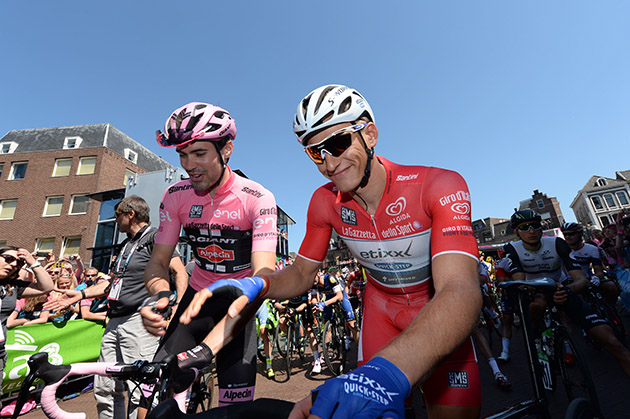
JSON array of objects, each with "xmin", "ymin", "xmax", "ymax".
[{"xmin": 29, "ymin": 261, "xmax": 42, "ymax": 269}]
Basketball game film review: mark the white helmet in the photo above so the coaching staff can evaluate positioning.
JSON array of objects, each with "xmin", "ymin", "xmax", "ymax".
[{"xmin": 294, "ymin": 85, "xmax": 375, "ymax": 145}]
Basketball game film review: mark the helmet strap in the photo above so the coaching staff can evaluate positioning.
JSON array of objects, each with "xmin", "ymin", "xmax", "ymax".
[
  {"xmin": 208, "ymin": 142, "xmax": 227, "ymax": 192},
  {"xmin": 355, "ymin": 132, "xmax": 374, "ymax": 190}
]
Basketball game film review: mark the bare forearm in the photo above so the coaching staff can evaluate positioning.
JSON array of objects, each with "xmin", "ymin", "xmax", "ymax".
[
  {"xmin": 377, "ymin": 281, "xmax": 481, "ymax": 386},
  {"xmin": 202, "ymin": 300, "xmax": 262, "ymax": 353},
  {"xmin": 264, "ymin": 261, "xmax": 317, "ymax": 301},
  {"xmin": 144, "ymin": 259, "xmax": 171, "ymax": 295}
]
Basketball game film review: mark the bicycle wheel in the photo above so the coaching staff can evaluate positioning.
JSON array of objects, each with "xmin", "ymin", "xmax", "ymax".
[
  {"xmin": 323, "ymin": 319, "xmax": 346, "ymax": 376},
  {"xmin": 564, "ymin": 398, "xmax": 603, "ymax": 419},
  {"xmin": 554, "ymin": 326, "xmax": 599, "ymax": 409},
  {"xmin": 275, "ymin": 326, "xmax": 288, "ymax": 358},
  {"xmin": 285, "ymin": 320, "xmax": 296, "ymax": 376},
  {"xmin": 186, "ymin": 369, "xmax": 215, "ymax": 413}
]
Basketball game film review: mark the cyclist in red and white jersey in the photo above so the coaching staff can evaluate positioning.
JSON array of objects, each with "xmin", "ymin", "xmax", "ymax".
[
  {"xmin": 139, "ymin": 102, "xmax": 277, "ymax": 408},
  {"xmin": 181, "ymin": 85, "xmax": 482, "ymax": 419}
]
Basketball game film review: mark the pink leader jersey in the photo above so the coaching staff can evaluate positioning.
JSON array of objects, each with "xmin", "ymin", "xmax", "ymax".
[{"xmin": 155, "ymin": 168, "xmax": 278, "ymax": 291}]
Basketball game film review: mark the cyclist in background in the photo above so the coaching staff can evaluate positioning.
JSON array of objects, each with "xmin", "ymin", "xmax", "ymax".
[
  {"xmin": 504, "ymin": 210, "xmax": 630, "ymax": 376},
  {"xmin": 495, "ymin": 247, "xmax": 517, "ymax": 362},
  {"xmin": 181, "ymin": 85, "xmax": 482, "ymax": 419},
  {"xmin": 313, "ymin": 266, "xmax": 359, "ymax": 349},
  {"xmin": 561, "ymin": 222, "xmax": 620, "ymax": 305},
  {"xmin": 256, "ymin": 300, "xmax": 275, "ymax": 379}
]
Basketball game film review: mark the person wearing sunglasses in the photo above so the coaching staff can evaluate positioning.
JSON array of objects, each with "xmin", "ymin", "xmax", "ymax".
[
  {"xmin": 0, "ymin": 246, "xmax": 53, "ymax": 384},
  {"xmin": 139, "ymin": 102, "xmax": 277, "ymax": 410},
  {"xmin": 561, "ymin": 222, "xmax": 619, "ymax": 305},
  {"xmin": 179, "ymin": 85, "xmax": 482, "ymax": 419},
  {"xmin": 503, "ymin": 210, "xmax": 630, "ymax": 376}
]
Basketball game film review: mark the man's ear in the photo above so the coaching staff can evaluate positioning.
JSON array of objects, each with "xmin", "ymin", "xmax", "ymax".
[
  {"xmin": 363, "ymin": 122, "xmax": 378, "ymax": 148},
  {"xmin": 222, "ymin": 140, "xmax": 234, "ymax": 161}
]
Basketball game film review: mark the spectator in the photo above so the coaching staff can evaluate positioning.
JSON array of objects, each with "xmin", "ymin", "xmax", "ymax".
[
  {"xmin": 49, "ymin": 274, "xmax": 79, "ymax": 323},
  {"xmin": 7, "ymin": 294, "xmax": 50, "ymax": 327},
  {"xmin": 0, "ymin": 246, "xmax": 54, "ymax": 380}
]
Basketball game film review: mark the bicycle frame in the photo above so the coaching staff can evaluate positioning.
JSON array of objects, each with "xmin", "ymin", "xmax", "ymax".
[{"xmin": 11, "ymin": 352, "xmax": 188, "ymax": 419}]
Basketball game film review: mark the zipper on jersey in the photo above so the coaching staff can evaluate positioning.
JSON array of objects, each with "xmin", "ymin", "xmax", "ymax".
[{"xmin": 370, "ymin": 214, "xmax": 411, "ymax": 306}]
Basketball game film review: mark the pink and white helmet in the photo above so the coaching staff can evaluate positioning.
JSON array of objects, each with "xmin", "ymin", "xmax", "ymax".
[
  {"xmin": 156, "ymin": 102, "xmax": 237, "ymax": 147},
  {"xmin": 293, "ymin": 85, "xmax": 374, "ymax": 145}
]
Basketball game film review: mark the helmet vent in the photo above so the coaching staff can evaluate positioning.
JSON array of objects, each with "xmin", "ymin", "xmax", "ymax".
[
  {"xmin": 312, "ymin": 111, "xmax": 334, "ymax": 129},
  {"xmin": 339, "ymin": 97, "xmax": 352, "ymax": 115},
  {"xmin": 301, "ymin": 94, "xmax": 313, "ymax": 120},
  {"xmin": 314, "ymin": 85, "xmax": 336, "ymax": 115},
  {"xmin": 203, "ymin": 123, "xmax": 222, "ymax": 132},
  {"xmin": 213, "ymin": 110, "xmax": 226, "ymax": 119}
]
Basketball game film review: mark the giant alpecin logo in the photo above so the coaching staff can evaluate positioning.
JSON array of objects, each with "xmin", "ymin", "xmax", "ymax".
[{"xmin": 197, "ymin": 245, "xmax": 235, "ymax": 263}]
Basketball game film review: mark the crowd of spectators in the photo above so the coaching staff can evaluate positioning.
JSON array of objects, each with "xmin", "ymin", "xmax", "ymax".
[{"xmin": 4, "ymin": 252, "xmax": 110, "ymax": 330}]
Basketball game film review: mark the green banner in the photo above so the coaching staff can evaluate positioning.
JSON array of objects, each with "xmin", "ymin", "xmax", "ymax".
[{"xmin": 2, "ymin": 320, "xmax": 105, "ymax": 394}]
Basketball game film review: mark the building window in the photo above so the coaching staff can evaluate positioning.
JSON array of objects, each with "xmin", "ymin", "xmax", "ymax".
[
  {"xmin": 0, "ymin": 162, "xmax": 4, "ymax": 178},
  {"xmin": 63, "ymin": 136, "xmax": 83, "ymax": 149},
  {"xmin": 0, "ymin": 199, "xmax": 17, "ymax": 220},
  {"xmin": 0, "ymin": 142, "xmax": 18, "ymax": 154},
  {"xmin": 603, "ymin": 193, "xmax": 617, "ymax": 209},
  {"xmin": 36, "ymin": 237, "xmax": 55, "ymax": 254},
  {"xmin": 0, "ymin": 241, "xmax": 6, "ymax": 247},
  {"xmin": 123, "ymin": 169, "xmax": 136, "ymax": 187},
  {"xmin": 53, "ymin": 158, "xmax": 73, "ymax": 177},
  {"xmin": 43, "ymin": 196, "xmax": 64, "ymax": 217},
  {"xmin": 591, "ymin": 196, "xmax": 604, "ymax": 211},
  {"xmin": 69, "ymin": 195, "xmax": 89, "ymax": 215},
  {"xmin": 596, "ymin": 178, "xmax": 608, "ymax": 187},
  {"xmin": 8, "ymin": 162, "xmax": 27, "ymax": 180},
  {"xmin": 77, "ymin": 156, "xmax": 97, "ymax": 175},
  {"xmin": 599, "ymin": 215, "xmax": 611, "ymax": 227},
  {"xmin": 536, "ymin": 199, "xmax": 545, "ymax": 209},
  {"xmin": 62, "ymin": 236, "xmax": 82, "ymax": 256},
  {"xmin": 616, "ymin": 191, "xmax": 629, "ymax": 206},
  {"xmin": 124, "ymin": 148, "xmax": 138, "ymax": 164}
]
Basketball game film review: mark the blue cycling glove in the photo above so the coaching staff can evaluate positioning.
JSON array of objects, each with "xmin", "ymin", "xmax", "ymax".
[
  {"xmin": 316, "ymin": 302, "xmax": 326, "ymax": 311},
  {"xmin": 310, "ymin": 356, "xmax": 411, "ymax": 419},
  {"xmin": 205, "ymin": 276, "xmax": 265, "ymax": 304}
]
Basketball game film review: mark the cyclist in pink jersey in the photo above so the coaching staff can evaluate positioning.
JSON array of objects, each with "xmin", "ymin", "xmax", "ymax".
[
  {"xmin": 180, "ymin": 85, "xmax": 482, "ymax": 419},
  {"xmin": 139, "ymin": 102, "xmax": 277, "ymax": 409}
]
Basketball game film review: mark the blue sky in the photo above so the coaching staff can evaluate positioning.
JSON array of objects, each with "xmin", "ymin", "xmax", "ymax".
[{"xmin": 2, "ymin": 1, "xmax": 630, "ymax": 252}]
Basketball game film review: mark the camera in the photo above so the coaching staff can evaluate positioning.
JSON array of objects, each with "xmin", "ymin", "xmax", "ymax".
[
  {"xmin": 69, "ymin": 255, "xmax": 77, "ymax": 260},
  {"xmin": 35, "ymin": 251, "xmax": 48, "ymax": 257}
]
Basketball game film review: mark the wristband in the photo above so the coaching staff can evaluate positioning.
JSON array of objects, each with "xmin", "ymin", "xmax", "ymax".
[
  {"xmin": 259, "ymin": 275, "xmax": 271, "ymax": 298},
  {"xmin": 618, "ymin": 231, "xmax": 625, "ymax": 236},
  {"xmin": 80, "ymin": 289, "xmax": 86, "ymax": 300},
  {"xmin": 29, "ymin": 261, "xmax": 41, "ymax": 269}
]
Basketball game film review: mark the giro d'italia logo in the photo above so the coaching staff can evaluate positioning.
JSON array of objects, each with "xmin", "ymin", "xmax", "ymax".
[{"xmin": 386, "ymin": 197, "xmax": 406, "ymax": 217}]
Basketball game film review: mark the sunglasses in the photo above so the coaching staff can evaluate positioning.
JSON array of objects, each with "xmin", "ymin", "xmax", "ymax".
[
  {"xmin": 1, "ymin": 254, "xmax": 24, "ymax": 267},
  {"xmin": 516, "ymin": 222, "xmax": 543, "ymax": 232},
  {"xmin": 85, "ymin": 273, "xmax": 98, "ymax": 277},
  {"xmin": 115, "ymin": 210, "xmax": 129, "ymax": 218},
  {"xmin": 50, "ymin": 270, "xmax": 61, "ymax": 275},
  {"xmin": 304, "ymin": 123, "xmax": 367, "ymax": 164},
  {"xmin": 563, "ymin": 231, "xmax": 580, "ymax": 237}
]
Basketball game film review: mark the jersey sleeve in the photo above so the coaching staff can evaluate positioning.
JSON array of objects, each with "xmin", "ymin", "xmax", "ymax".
[
  {"xmin": 423, "ymin": 168, "xmax": 478, "ymax": 261},
  {"xmin": 298, "ymin": 186, "xmax": 334, "ymax": 263},
  {"xmin": 155, "ymin": 185, "xmax": 183, "ymax": 246},
  {"xmin": 504, "ymin": 243, "xmax": 524, "ymax": 274},
  {"xmin": 555, "ymin": 238, "xmax": 582, "ymax": 272},
  {"xmin": 248, "ymin": 186, "xmax": 278, "ymax": 253}
]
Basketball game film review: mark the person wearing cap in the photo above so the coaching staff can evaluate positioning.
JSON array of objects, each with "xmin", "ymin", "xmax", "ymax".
[
  {"xmin": 140, "ymin": 102, "xmax": 277, "ymax": 407},
  {"xmin": 180, "ymin": 86, "xmax": 482, "ymax": 419}
]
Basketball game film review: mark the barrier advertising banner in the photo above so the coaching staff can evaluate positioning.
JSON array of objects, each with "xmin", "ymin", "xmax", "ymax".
[{"xmin": 2, "ymin": 320, "xmax": 105, "ymax": 394}]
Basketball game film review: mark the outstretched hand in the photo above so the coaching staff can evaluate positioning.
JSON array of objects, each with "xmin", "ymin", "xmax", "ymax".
[
  {"xmin": 179, "ymin": 276, "xmax": 265, "ymax": 324},
  {"xmin": 43, "ymin": 289, "xmax": 81, "ymax": 312}
]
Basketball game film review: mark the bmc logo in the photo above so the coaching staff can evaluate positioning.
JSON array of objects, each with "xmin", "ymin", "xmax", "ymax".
[
  {"xmin": 197, "ymin": 245, "xmax": 235, "ymax": 263},
  {"xmin": 386, "ymin": 197, "xmax": 406, "ymax": 216},
  {"xmin": 448, "ymin": 371, "xmax": 469, "ymax": 388}
]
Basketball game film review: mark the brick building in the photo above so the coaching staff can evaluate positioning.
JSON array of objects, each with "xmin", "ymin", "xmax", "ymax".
[
  {"xmin": 518, "ymin": 189, "xmax": 564, "ymax": 229},
  {"xmin": 0, "ymin": 124, "xmax": 174, "ymax": 265},
  {"xmin": 570, "ymin": 171, "xmax": 630, "ymax": 229}
]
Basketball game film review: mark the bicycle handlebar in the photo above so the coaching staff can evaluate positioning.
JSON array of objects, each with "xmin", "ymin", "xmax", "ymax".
[{"xmin": 11, "ymin": 353, "xmax": 189, "ymax": 419}]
